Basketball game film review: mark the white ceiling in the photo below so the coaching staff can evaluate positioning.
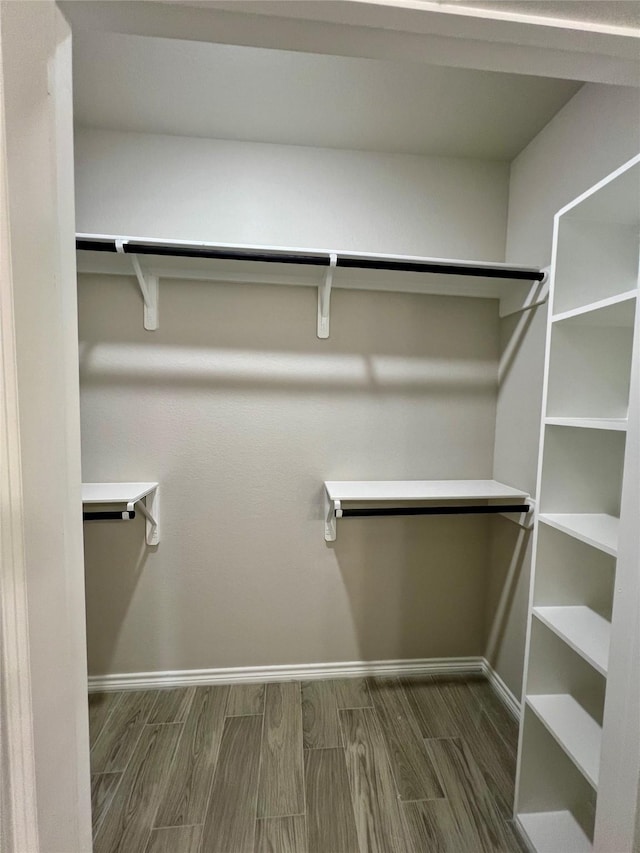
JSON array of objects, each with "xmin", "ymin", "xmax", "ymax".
[{"xmin": 73, "ymin": 30, "xmax": 581, "ymax": 161}]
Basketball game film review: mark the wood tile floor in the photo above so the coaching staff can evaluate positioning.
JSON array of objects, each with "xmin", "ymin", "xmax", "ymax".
[{"xmin": 89, "ymin": 674, "xmax": 526, "ymax": 852}]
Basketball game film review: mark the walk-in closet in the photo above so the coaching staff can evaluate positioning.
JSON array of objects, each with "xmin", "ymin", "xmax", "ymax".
[{"xmin": 2, "ymin": 2, "xmax": 639, "ymax": 852}]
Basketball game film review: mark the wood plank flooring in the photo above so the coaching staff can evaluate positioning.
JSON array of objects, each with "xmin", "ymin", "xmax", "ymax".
[{"xmin": 89, "ymin": 675, "xmax": 524, "ymax": 852}]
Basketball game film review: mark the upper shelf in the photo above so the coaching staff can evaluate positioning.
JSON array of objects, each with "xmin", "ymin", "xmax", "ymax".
[{"xmin": 75, "ymin": 233, "xmax": 545, "ymax": 334}]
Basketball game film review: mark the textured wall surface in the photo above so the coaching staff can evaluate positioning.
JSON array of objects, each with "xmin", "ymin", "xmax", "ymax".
[
  {"xmin": 80, "ymin": 278, "xmax": 498, "ymax": 674},
  {"xmin": 75, "ymin": 128, "xmax": 509, "ymax": 675},
  {"xmin": 74, "ymin": 127, "xmax": 509, "ymax": 259}
]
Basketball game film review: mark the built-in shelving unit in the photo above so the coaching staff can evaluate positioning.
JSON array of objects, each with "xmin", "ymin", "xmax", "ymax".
[
  {"xmin": 323, "ymin": 479, "xmax": 531, "ymax": 541},
  {"xmin": 75, "ymin": 233, "xmax": 546, "ymax": 336},
  {"xmin": 515, "ymin": 155, "xmax": 640, "ymax": 852},
  {"xmin": 82, "ymin": 482, "xmax": 160, "ymax": 545}
]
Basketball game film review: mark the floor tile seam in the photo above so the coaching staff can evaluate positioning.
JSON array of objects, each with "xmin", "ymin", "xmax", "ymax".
[
  {"xmin": 335, "ymin": 708, "xmax": 367, "ymax": 853},
  {"xmin": 170, "ymin": 685, "xmax": 232, "ymax": 833},
  {"xmin": 143, "ymin": 717, "xmax": 191, "ymax": 849},
  {"xmin": 148, "ymin": 689, "xmax": 197, "ymax": 727},
  {"xmin": 478, "ymin": 704, "xmax": 519, "ymax": 756},
  {"xmin": 91, "ymin": 771, "xmax": 126, "ymax": 842},
  {"xmin": 398, "ymin": 795, "xmax": 449, "ymax": 804},
  {"xmin": 90, "ymin": 692, "xmax": 124, "ymax": 751},
  {"xmin": 368, "ymin": 695, "xmax": 446, "ymax": 803},
  {"xmin": 94, "ymin": 722, "xmax": 180, "ymax": 851},
  {"xmin": 92, "ymin": 701, "xmax": 157, "ymax": 775},
  {"xmin": 253, "ymin": 682, "xmax": 306, "ymax": 819},
  {"xmin": 256, "ymin": 811, "xmax": 307, "ymax": 820}
]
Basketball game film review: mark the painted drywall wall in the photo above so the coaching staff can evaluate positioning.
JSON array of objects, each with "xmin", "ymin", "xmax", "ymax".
[
  {"xmin": 74, "ymin": 127, "xmax": 509, "ymax": 259},
  {"xmin": 486, "ymin": 83, "xmax": 640, "ymax": 698},
  {"xmin": 1, "ymin": 2, "xmax": 92, "ymax": 850},
  {"xmin": 75, "ymin": 129, "xmax": 508, "ymax": 675}
]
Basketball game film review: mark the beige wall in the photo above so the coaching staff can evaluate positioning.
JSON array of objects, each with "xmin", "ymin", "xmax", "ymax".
[
  {"xmin": 486, "ymin": 83, "xmax": 640, "ymax": 698},
  {"xmin": 76, "ymin": 129, "xmax": 509, "ymax": 676},
  {"xmin": 1, "ymin": 2, "xmax": 91, "ymax": 849}
]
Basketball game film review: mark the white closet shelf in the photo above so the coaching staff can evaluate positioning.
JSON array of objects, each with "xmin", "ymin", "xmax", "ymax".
[
  {"xmin": 82, "ymin": 482, "xmax": 160, "ymax": 545},
  {"xmin": 324, "ymin": 479, "xmax": 532, "ymax": 541},
  {"xmin": 526, "ymin": 695, "xmax": 602, "ymax": 790},
  {"xmin": 518, "ymin": 811, "xmax": 592, "ymax": 853},
  {"xmin": 325, "ymin": 479, "xmax": 528, "ymax": 502},
  {"xmin": 538, "ymin": 513, "xmax": 618, "ymax": 557},
  {"xmin": 551, "ymin": 290, "xmax": 637, "ymax": 326},
  {"xmin": 533, "ymin": 606, "xmax": 610, "ymax": 676},
  {"xmin": 76, "ymin": 233, "xmax": 545, "ymax": 335},
  {"xmin": 544, "ymin": 417, "xmax": 627, "ymax": 432}
]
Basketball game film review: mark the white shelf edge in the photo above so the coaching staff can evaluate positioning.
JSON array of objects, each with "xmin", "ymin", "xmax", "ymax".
[
  {"xmin": 532, "ymin": 606, "xmax": 610, "ymax": 676},
  {"xmin": 544, "ymin": 417, "xmax": 627, "ymax": 432},
  {"xmin": 526, "ymin": 695, "xmax": 602, "ymax": 790},
  {"xmin": 517, "ymin": 811, "xmax": 593, "ymax": 853},
  {"xmin": 324, "ymin": 478, "xmax": 529, "ymax": 502},
  {"xmin": 538, "ymin": 513, "xmax": 618, "ymax": 557},
  {"xmin": 551, "ymin": 290, "xmax": 637, "ymax": 324},
  {"xmin": 81, "ymin": 482, "xmax": 159, "ymax": 505}
]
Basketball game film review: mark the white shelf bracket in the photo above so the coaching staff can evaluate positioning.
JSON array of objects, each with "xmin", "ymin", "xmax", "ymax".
[
  {"xmin": 317, "ymin": 253, "xmax": 337, "ymax": 339},
  {"xmin": 324, "ymin": 491, "xmax": 341, "ymax": 542},
  {"xmin": 127, "ymin": 486, "xmax": 160, "ymax": 545},
  {"xmin": 116, "ymin": 239, "xmax": 159, "ymax": 330}
]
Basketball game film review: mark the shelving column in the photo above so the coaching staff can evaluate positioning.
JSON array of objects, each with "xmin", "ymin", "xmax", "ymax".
[{"xmin": 515, "ymin": 155, "xmax": 640, "ymax": 853}]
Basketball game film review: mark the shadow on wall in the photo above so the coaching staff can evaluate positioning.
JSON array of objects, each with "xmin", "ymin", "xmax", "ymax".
[
  {"xmin": 484, "ymin": 517, "xmax": 533, "ymax": 687},
  {"xmin": 329, "ymin": 513, "xmax": 492, "ymax": 662},
  {"xmin": 79, "ymin": 274, "xmax": 501, "ymax": 676},
  {"xmin": 83, "ymin": 517, "xmax": 155, "ymax": 673}
]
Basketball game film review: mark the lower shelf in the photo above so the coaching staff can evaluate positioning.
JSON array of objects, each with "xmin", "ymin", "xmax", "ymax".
[
  {"xmin": 518, "ymin": 811, "xmax": 592, "ymax": 853},
  {"xmin": 526, "ymin": 695, "xmax": 601, "ymax": 790}
]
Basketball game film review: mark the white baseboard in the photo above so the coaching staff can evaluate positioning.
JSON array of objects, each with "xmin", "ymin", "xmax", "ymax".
[
  {"xmin": 88, "ymin": 655, "xmax": 522, "ymax": 721},
  {"xmin": 482, "ymin": 659, "xmax": 521, "ymax": 720},
  {"xmin": 88, "ymin": 655, "xmax": 484, "ymax": 693}
]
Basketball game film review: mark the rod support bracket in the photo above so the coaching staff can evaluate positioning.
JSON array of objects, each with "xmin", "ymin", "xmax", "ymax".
[
  {"xmin": 116, "ymin": 240, "xmax": 159, "ymax": 330},
  {"xmin": 324, "ymin": 490, "xmax": 340, "ymax": 541},
  {"xmin": 317, "ymin": 253, "xmax": 337, "ymax": 339},
  {"xmin": 127, "ymin": 486, "xmax": 160, "ymax": 545}
]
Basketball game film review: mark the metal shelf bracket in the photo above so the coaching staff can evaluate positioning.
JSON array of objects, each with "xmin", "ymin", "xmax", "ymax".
[
  {"xmin": 116, "ymin": 239, "xmax": 159, "ymax": 330},
  {"xmin": 317, "ymin": 253, "xmax": 337, "ymax": 339}
]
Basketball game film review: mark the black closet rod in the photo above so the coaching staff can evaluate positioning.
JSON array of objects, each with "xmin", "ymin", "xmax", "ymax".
[
  {"xmin": 76, "ymin": 238, "xmax": 544, "ymax": 282},
  {"xmin": 340, "ymin": 504, "xmax": 530, "ymax": 518},
  {"xmin": 83, "ymin": 510, "xmax": 136, "ymax": 521}
]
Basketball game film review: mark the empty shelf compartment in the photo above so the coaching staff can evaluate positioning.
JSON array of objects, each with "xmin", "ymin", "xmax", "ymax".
[
  {"xmin": 538, "ymin": 513, "xmax": 618, "ymax": 557},
  {"xmin": 518, "ymin": 811, "xmax": 592, "ymax": 853},
  {"xmin": 526, "ymin": 694, "xmax": 602, "ymax": 789},
  {"xmin": 533, "ymin": 607, "xmax": 610, "ymax": 676}
]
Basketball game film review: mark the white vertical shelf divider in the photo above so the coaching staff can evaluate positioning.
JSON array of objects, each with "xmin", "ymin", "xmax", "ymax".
[{"xmin": 515, "ymin": 154, "xmax": 640, "ymax": 853}]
